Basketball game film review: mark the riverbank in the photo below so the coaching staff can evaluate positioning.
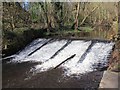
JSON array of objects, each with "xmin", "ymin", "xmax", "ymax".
[{"xmin": 108, "ymin": 40, "xmax": 120, "ymax": 72}]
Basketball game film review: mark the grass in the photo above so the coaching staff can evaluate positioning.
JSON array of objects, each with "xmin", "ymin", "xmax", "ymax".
[
  {"xmin": 79, "ymin": 26, "xmax": 93, "ymax": 32},
  {"xmin": 51, "ymin": 26, "xmax": 93, "ymax": 35},
  {"xmin": 13, "ymin": 27, "xmax": 30, "ymax": 35}
]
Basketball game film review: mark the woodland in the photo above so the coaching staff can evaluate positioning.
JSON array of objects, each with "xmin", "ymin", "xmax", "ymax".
[{"xmin": 2, "ymin": 2, "xmax": 119, "ymax": 65}]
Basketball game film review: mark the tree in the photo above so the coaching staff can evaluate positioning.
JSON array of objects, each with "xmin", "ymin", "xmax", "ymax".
[{"xmin": 71, "ymin": 3, "xmax": 80, "ymax": 30}]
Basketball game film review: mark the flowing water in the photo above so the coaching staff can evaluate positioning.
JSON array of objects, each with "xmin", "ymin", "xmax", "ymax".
[{"xmin": 2, "ymin": 38, "xmax": 115, "ymax": 88}]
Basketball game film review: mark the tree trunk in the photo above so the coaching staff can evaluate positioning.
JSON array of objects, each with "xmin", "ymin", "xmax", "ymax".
[
  {"xmin": 39, "ymin": 2, "xmax": 51, "ymax": 34},
  {"xmin": 71, "ymin": 3, "xmax": 80, "ymax": 30},
  {"xmin": 11, "ymin": 16, "xmax": 15, "ymax": 30},
  {"xmin": 80, "ymin": 6, "xmax": 98, "ymax": 26},
  {"xmin": 74, "ymin": 2, "xmax": 80, "ymax": 31}
]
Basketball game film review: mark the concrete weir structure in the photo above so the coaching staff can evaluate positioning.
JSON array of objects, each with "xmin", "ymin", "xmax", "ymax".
[{"xmin": 8, "ymin": 38, "xmax": 114, "ymax": 76}]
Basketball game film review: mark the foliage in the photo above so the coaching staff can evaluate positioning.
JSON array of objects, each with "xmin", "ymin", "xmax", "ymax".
[
  {"xmin": 2, "ymin": 28, "xmax": 47, "ymax": 57},
  {"xmin": 2, "ymin": 2, "xmax": 119, "ymax": 56}
]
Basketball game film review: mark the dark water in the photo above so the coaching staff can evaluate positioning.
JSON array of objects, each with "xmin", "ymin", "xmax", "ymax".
[{"xmin": 2, "ymin": 62, "xmax": 104, "ymax": 88}]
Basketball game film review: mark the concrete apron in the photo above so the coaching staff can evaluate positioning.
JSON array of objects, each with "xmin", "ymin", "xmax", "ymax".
[{"xmin": 99, "ymin": 70, "xmax": 119, "ymax": 88}]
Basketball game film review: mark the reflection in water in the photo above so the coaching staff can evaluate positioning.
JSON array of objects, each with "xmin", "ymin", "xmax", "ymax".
[{"xmin": 79, "ymin": 25, "xmax": 117, "ymax": 40}]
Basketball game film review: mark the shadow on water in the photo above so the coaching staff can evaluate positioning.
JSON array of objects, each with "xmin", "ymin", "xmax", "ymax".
[
  {"xmin": 2, "ymin": 61, "xmax": 104, "ymax": 88},
  {"xmin": 2, "ymin": 62, "xmax": 40, "ymax": 88}
]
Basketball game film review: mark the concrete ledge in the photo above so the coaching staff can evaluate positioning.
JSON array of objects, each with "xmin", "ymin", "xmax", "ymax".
[{"xmin": 99, "ymin": 70, "xmax": 119, "ymax": 88}]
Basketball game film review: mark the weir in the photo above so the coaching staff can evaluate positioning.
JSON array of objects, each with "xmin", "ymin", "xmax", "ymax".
[
  {"xmin": 34, "ymin": 40, "xmax": 92, "ymax": 72},
  {"xmin": 28, "ymin": 38, "xmax": 53, "ymax": 56},
  {"xmin": 62, "ymin": 42, "xmax": 114, "ymax": 76},
  {"xmin": 50, "ymin": 40, "xmax": 72, "ymax": 59},
  {"xmin": 4, "ymin": 38, "xmax": 114, "ymax": 76},
  {"xmin": 77, "ymin": 41, "xmax": 95, "ymax": 63},
  {"xmin": 11, "ymin": 38, "xmax": 51, "ymax": 62}
]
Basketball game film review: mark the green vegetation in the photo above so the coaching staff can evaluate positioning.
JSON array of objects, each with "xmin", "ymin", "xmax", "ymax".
[
  {"xmin": 2, "ymin": 2, "xmax": 119, "ymax": 58},
  {"xmin": 2, "ymin": 28, "xmax": 47, "ymax": 57}
]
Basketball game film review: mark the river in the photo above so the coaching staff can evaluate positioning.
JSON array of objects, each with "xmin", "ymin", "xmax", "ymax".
[{"xmin": 2, "ymin": 38, "xmax": 114, "ymax": 88}]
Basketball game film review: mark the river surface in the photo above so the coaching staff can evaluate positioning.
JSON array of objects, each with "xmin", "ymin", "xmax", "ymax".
[{"xmin": 2, "ymin": 38, "xmax": 114, "ymax": 88}]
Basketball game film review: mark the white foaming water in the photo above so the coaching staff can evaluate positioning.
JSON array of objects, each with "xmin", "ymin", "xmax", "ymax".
[
  {"xmin": 24, "ymin": 40, "xmax": 67, "ymax": 62},
  {"xmin": 63, "ymin": 42, "xmax": 114, "ymax": 76},
  {"xmin": 7, "ymin": 38, "xmax": 114, "ymax": 77},
  {"xmin": 34, "ymin": 40, "xmax": 92, "ymax": 73},
  {"xmin": 2, "ymin": 39, "xmax": 46, "ymax": 61},
  {"xmin": 12, "ymin": 39, "xmax": 67, "ymax": 63},
  {"xmin": 11, "ymin": 38, "xmax": 50, "ymax": 62}
]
